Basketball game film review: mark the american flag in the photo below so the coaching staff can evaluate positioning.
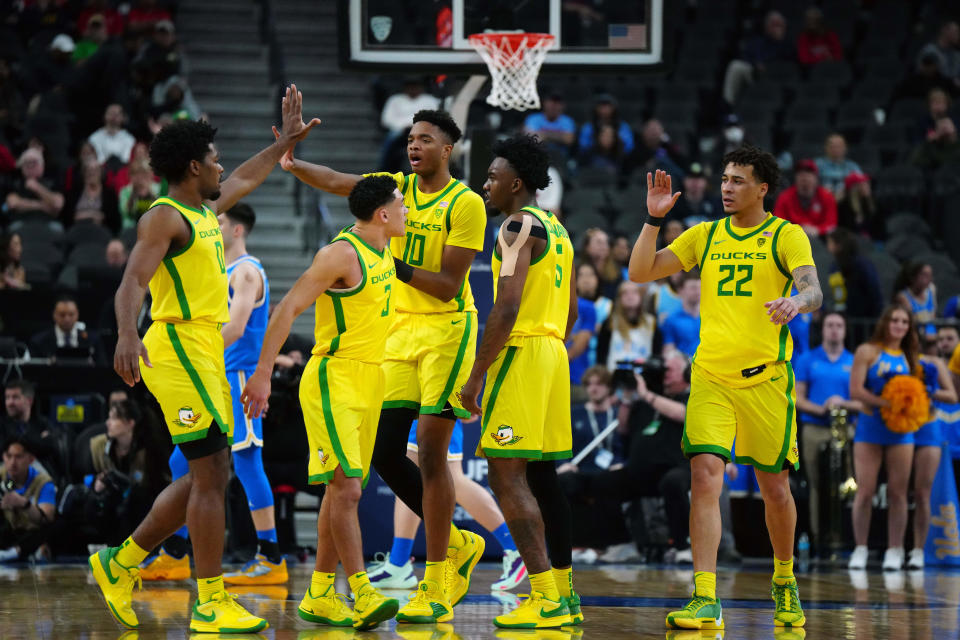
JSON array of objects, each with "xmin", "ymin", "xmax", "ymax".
[
  {"xmin": 762, "ymin": 231, "xmax": 773, "ymax": 237},
  {"xmin": 609, "ymin": 24, "xmax": 647, "ymax": 50}
]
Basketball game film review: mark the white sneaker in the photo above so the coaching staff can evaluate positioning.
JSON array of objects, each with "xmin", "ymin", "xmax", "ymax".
[
  {"xmin": 571, "ymin": 548, "xmax": 598, "ymax": 564},
  {"xmin": 599, "ymin": 542, "xmax": 641, "ymax": 563},
  {"xmin": 848, "ymin": 545, "xmax": 869, "ymax": 570},
  {"xmin": 906, "ymin": 548, "xmax": 924, "ymax": 570},
  {"xmin": 674, "ymin": 548, "xmax": 693, "ymax": 564},
  {"xmin": 491, "ymin": 549, "xmax": 526, "ymax": 591},
  {"xmin": 366, "ymin": 552, "xmax": 417, "ymax": 589},
  {"xmin": 882, "ymin": 547, "xmax": 904, "ymax": 571}
]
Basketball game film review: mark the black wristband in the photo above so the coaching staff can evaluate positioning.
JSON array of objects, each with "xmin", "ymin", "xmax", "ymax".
[
  {"xmin": 394, "ymin": 258, "xmax": 413, "ymax": 283},
  {"xmin": 644, "ymin": 215, "xmax": 665, "ymax": 228}
]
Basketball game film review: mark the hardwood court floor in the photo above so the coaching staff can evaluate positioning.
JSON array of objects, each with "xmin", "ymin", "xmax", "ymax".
[{"xmin": 1, "ymin": 561, "xmax": 958, "ymax": 639}]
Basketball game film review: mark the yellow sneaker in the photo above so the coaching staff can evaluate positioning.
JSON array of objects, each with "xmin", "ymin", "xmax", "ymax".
[
  {"xmin": 352, "ymin": 584, "xmax": 400, "ymax": 630},
  {"xmin": 666, "ymin": 592, "xmax": 724, "ymax": 630},
  {"xmin": 493, "ymin": 592, "xmax": 571, "ymax": 629},
  {"xmin": 89, "ymin": 546, "xmax": 142, "ymax": 629},
  {"xmin": 189, "ymin": 590, "xmax": 268, "ymax": 633},
  {"xmin": 140, "ymin": 549, "xmax": 191, "ymax": 581},
  {"xmin": 772, "ymin": 578, "xmax": 806, "ymax": 628},
  {"xmin": 224, "ymin": 555, "xmax": 288, "ymax": 585},
  {"xmin": 562, "ymin": 592, "xmax": 584, "ymax": 626},
  {"xmin": 297, "ymin": 584, "xmax": 354, "ymax": 626},
  {"xmin": 444, "ymin": 530, "xmax": 485, "ymax": 606},
  {"xmin": 396, "ymin": 579, "xmax": 454, "ymax": 623}
]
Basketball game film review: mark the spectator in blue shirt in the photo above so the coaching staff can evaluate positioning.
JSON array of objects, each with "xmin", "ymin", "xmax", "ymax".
[
  {"xmin": 0, "ymin": 435, "xmax": 56, "ymax": 562},
  {"xmin": 794, "ymin": 312, "xmax": 862, "ymax": 551},
  {"xmin": 661, "ymin": 269, "xmax": 701, "ymax": 358},
  {"xmin": 578, "ymin": 94, "xmax": 635, "ymax": 157},
  {"xmin": 523, "ymin": 92, "xmax": 576, "ymax": 156},
  {"xmin": 935, "ymin": 324, "xmax": 960, "ymax": 495},
  {"xmin": 815, "ymin": 133, "xmax": 863, "ymax": 200},
  {"xmin": 567, "ymin": 294, "xmax": 598, "ymax": 385}
]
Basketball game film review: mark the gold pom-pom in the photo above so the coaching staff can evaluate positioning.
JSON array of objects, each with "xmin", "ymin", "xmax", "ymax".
[{"xmin": 880, "ymin": 374, "xmax": 931, "ymax": 434}]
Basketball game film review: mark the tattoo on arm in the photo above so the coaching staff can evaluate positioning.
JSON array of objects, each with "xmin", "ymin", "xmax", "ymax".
[{"xmin": 791, "ymin": 265, "xmax": 823, "ymax": 313}]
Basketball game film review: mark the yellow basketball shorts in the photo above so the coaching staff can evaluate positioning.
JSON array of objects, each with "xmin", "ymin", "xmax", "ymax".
[
  {"xmin": 300, "ymin": 355, "xmax": 385, "ymax": 487},
  {"xmin": 478, "ymin": 336, "xmax": 572, "ymax": 461},
  {"xmin": 140, "ymin": 321, "xmax": 233, "ymax": 445},
  {"xmin": 684, "ymin": 362, "xmax": 799, "ymax": 473},
  {"xmin": 382, "ymin": 310, "xmax": 477, "ymax": 419}
]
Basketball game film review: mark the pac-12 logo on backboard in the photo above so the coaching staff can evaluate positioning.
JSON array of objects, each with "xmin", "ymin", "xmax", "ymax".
[{"xmin": 370, "ymin": 16, "xmax": 392, "ymax": 42}]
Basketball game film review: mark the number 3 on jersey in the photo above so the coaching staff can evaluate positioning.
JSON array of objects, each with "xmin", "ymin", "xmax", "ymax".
[
  {"xmin": 381, "ymin": 283, "xmax": 392, "ymax": 317},
  {"xmin": 717, "ymin": 264, "xmax": 753, "ymax": 297}
]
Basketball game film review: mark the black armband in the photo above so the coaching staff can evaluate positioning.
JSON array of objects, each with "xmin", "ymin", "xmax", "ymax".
[
  {"xmin": 394, "ymin": 258, "xmax": 413, "ymax": 283},
  {"xmin": 506, "ymin": 220, "xmax": 549, "ymax": 239},
  {"xmin": 644, "ymin": 215, "xmax": 665, "ymax": 228}
]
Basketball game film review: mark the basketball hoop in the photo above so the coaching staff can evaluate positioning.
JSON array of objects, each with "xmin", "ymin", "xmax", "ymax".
[{"xmin": 469, "ymin": 32, "xmax": 555, "ymax": 112}]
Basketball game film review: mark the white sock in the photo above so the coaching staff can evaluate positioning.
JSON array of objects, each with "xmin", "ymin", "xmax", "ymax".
[{"xmin": 0, "ymin": 547, "xmax": 19, "ymax": 562}]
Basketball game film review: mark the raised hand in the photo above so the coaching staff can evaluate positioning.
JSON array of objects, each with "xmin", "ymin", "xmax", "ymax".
[
  {"xmin": 277, "ymin": 83, "xmax": 321, "ymax": 147},
  {"xmin": 271, "ymin": 125, "xmax": 295, "ymax": 171},
  {"xmin": 646, "ymin": 169, "xmax": 682, "ymax": 218}
]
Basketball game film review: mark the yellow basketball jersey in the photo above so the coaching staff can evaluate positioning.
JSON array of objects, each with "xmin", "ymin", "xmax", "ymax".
[
  {"xmin": 365, "ymin": 171, "xmax": 486, "ymax": 314},
  {"xmin": 311, "ymin": 228, "xmax": 396, "ymax": 364},
  {"xmin": 668, "ymin": 213, "xmax": 815, "ymax": 388},
  {"xmin": 148, "ymin": 196, "xmax": 230, "ymax": 325},
  {"xmin": 492, "ymin": 206, "xmax": 574, "ymax": 343}
]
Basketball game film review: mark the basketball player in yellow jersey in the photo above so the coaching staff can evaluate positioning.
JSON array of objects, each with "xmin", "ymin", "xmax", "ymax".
[
  {"xmin": 460, "ymin": 134, "xmax": 579, "ymax": 629},
  {"xmin": 240, "ymin": 176, "xmax": 405, "ymax": 630},
  {"xmin": 628, "ymin": 146, "xmax": 823, "ymax": 631},
  {"xmin": 274, "ymin": 109, "xmax": 486, "ymax": 618},
  {"xmin": 90, "ymin": 85, "xmax": 320, "ymax": 634}
]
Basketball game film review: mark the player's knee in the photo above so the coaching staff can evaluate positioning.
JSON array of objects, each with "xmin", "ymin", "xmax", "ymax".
[
  {"xmin": 416, "ymin": 440, "xmax": 448, "ymax": 477},
  {"xmin": 689, "ymin": 457, "xmax": 724, "ymax": 497},
  {"xmin": 329, "ymin": 476, "xmax": 362, "ymax": 505},
  {"xmin": 761, "ymin": 480, "xmax": 793, "ymax": 508}
]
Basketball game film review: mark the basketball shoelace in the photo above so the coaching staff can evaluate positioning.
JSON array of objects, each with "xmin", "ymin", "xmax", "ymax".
[
  {"xmin": 772, "ymin": 581, "xmax": 801, "ymax": 615},
  {"xmin": 680, "ymin": 593, "xmax": 717, "ymax": 615}
]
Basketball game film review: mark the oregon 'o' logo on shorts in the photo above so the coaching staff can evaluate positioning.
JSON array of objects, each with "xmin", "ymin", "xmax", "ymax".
[
  {"xmin": 174, "ymin": 406, "xmax": 203, "ymax": 428},
  {"xmin": 317, "ymin": 448, "xmax": 329, "ymax": 466},
  {"xmin": 491, "ymin": 425, "xmax": 523, "ymax": 447}
]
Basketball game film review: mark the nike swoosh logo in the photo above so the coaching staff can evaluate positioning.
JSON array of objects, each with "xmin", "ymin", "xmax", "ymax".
[
  {"xmin": 193, "ymin": 602, "xmax": 216, "ymax": 623},
  {"xmin": 771, "ymin": 376, "xmax": 783, "ymax": 382},
  {"xmin": 367, "ymin": 262, "xmax": 377, "ymax": 269},
  {"xmin": 451, "ymin": 319, "xmax": 464, "ymax": 325},
  {"xmin": 103, "ymin": 550, "xmax": 120, "ymax": 584},
  {"xmin": 540, "ymin": 605, "xmax": 569, "ymax": 618},
  {"xmin": 457, "ymin": 551, "xmax": 477, "ymax": 578},
  {"xmin": 713, "ymin": 239, "xmax": 726, "ymax": 245}
]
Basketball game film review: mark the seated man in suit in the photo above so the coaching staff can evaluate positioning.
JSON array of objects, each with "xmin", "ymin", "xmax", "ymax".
[{"xmin": 29, "ymin": 294, "xmax": 100, "ymax": 363}]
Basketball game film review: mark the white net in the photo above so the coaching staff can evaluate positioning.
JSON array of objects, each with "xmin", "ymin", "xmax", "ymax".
[{"xmin": 469, "ymin": 32, "xmax": 555, "ymax": 112}]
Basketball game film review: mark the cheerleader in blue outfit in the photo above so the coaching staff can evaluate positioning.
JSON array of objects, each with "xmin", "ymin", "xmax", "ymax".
[
  {"xmin": 907, "ymin": 350, "xmax": 957, "ymax": 569},
  {"xmin": 849, "ymin": 306, "xmax": 923, "ymax": 571}
]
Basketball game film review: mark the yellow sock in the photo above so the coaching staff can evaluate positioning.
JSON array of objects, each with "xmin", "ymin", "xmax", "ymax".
[
  {"xmin": 773, "ymin": 557, "xmax": 794, "ymax": 581},
  {"xmin": 310, "ymin": 571, "xmax": 336, "ymax": 596},
  {"xmin": 448, "ymin": 524, "xmax": 465, "ymax": 547},
  {"xmin": 114, "ymin": 537, "xmax": 149, "ymax": 568},
  {"xmin": 197, "ymin": 575, "xmax": 224, "ymax": 604},
  {"xmin": 529, "ymin": 570, "xmax": 561, "ymax": 601},
  {"xmin": 552, "ymin": 566, "xmax": 573, "ymax": 598},
  {"xmin": 694, "ymin": 571, "xmax": 716, "ymax": 600},
  {"xmin": 424, "ymin": 561, "xmax": 444, "ymax": 587},
  {"xmin": 348, "ymin": 571, "xmax": 371, "ymax": 598}
]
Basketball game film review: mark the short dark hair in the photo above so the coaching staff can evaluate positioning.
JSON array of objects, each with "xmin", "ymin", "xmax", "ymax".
[
  {"xmin": 348, "ymin": 175, "xmax": 398, "ymax": 221},
  {"xmin": 721, "ymin": 144, "xmax": 780, "ymax": 190},
  {"xmin": 110, "ymin": 398, "xmax": 142, "ymax": 424},
  {"xmin": 491, "ymin": 134, "xmax": 551, "ymax": 192},
  {"xmin": 149, "ymin": 119, "xmax": 218, "ymax": 183},
  {"xmin": 412, "ymin": 110, "xmax": 462, "ymax": 144},
  {"xmin": 4, "ymin": 379, "xmax": 35, "ymax": 399},
  {"xmin": 2, "ymin": 434, "xmax": 35, "ymax": 457},
  {"xmin": 823, "ymin": 310, "xmax": 847, "ymax": 324},
  {"xmin": 225, "ymin": 202, "xmax": 256, "ymax": 235},
  {"xmin": 54, "ymin": 293, "xmax": 77, "ymax": 306}
]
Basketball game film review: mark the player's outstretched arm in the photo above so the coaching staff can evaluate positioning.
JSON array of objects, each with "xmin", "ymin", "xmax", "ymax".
[
  {"xmin": 396, "ymin": 245, "xmax": 477, "ymax": 302},
  {"xmin": 241, "ymin": 241, "xmax": 357, "ymax": 418},
  {"xmin": 459, "ymin": 216, "xmax": 536, "ymax": 415},
  {"xmin": 269, "ymin": 124, "xmax": 362, "ymax": 196},
  {"xmin": 113, "ymin": 207, "xmax": 184, "ymax": 386},
  {"xmin": 628, "ymin": 170, "xmax": 683, "ymax": 283},
  {"xmin": 210, "ymin": 84, "xmax": 321, "ymax": 213}
]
